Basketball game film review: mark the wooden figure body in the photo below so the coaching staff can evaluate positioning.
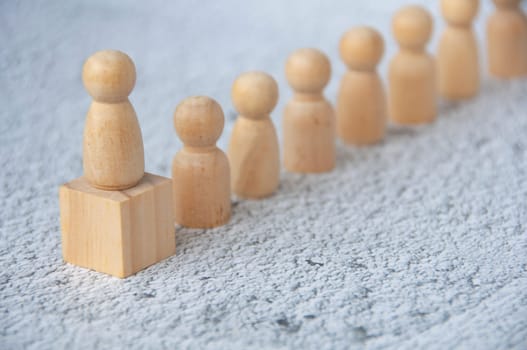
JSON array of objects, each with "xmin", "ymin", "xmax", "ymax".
[
  {"xmin": 283, "ymin": 48, "xmax": 335, "ymax": 173},
  {"xmin": 337, "ymin": 27, "xmax": 386, "ymax": 145},
  {"xmin": 172, "ymin": 96, "xmax": 231, "ymax": 228},
  {"xmin": 82, "ymin": 51, "xmax": 145, "ymax": 190},
  {"xmin": 389, "ymin": 6, "xmax": 437, "ymax": 125},
  {"xmin": 60, "ymin": 50, "xmax": 175, "ymax": 278},
  {"xmin": 487, "ymin": 0, "xmax": 527, "ymax": 78},
  {"xmin": 438, "ymin": 0, "xmax": 480, "ymax": 100},
  {"xmin": 228, "ymin": 72, "xmax": 280, "ymax": 198}
]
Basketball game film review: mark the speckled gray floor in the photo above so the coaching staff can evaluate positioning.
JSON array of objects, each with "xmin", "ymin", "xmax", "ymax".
[{"xmin": 1, "ymin": 1, "xmax": 526, "ymax": 349}]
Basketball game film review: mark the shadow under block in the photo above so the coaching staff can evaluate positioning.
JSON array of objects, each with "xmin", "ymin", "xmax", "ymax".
[{"xmin": 59, "ymin": 173, "xmax": 175, "ymax": 278}]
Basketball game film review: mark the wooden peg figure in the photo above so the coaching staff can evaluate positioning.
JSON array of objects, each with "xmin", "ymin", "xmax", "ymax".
[
  {"xmin": 172, "ymin": 96, "xmax": 231, "ymax": 228},
  {"xmin": 438, "ymin": 0, "xmax": 480, "ymax": 100},
  {"xmin": 283, "ymin": 48, "xmax": 335, "ymax": 173},
  {"xmin": 228, "ymin": 72, "xmax": 280, "ymax": 198},
  {"xmin": 337, "ymin": 27, "xmax": 386, "ymax": 145},
  {"xmin": 82, "ymin": 50, "xmax": 145, "ymax": 189},
  {"xmin": 487, "ymin": 0, "xmax": 527, "ymax": 78},
  {"xmin": 389, "ymin": 6, "xmax": 437, "ymax": 125},
  {"xmin": 59, "ymin": 50, "xmax": 175, "ymax": 278}
]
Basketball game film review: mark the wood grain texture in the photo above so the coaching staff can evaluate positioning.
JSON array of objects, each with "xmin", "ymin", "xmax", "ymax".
[
  {"xmin": 389, "ymin": 6, "xmax": 437, "ymax": 125},
  {"xmin": 229, "ymin": 117, "xmax": 280, "ymax": 198},
  {"xmin": 172, "ymin": 148, "xmax": 231, "ymax": 228},
  {"xmin": 59, "ymin": 173, "xmax": 176, "ymax": 278},
  {"xmin": 172, "ymin": 96, "xmax": 231, "ymax": 228},
  {"xmin": 283, "ymin": 48, "xmax": 335, "ymax": 173},
  {"xmin": 229, "ymin": 72, "xmax": 280, "ymax": 198},
  {"xmin": 337, "ymin": 27, "xmax": 386, "ymax": 145},
  {"xmin": 4, "ymin": 1, "xmax": 527, "ymax": 348},
  {"xmin": 82, "ymin": 50, "xmax": 145, "ymax": 190}
]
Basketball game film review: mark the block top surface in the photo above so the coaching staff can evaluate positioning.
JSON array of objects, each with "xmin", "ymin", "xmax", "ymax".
[{"xmin": 62, "ymin": 173, "xmax": 171, "ymax": 202}]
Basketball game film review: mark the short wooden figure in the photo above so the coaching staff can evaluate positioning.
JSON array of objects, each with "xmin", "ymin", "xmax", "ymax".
[
  {"xmin": 389, "ymin": 6, "xmax": 437, "ymax": 125},
  {"xmin": 172, "ymin": 96, "xmax": 231, "ymax": 228},
  {"xmin": 337, "ymin": 27, "xmax": 386, "ymax": 145},
  {"xmin": 487, "ymin": 0, "xmax": 527, "ymax": 78},
  {"xmin": 283, "ymin": 48, "xmax": 335, "ymax": 173},
  {"xmin": 59, "ymin": 50, "xmax": 176, "ymax": 278},
  {"xmin": 228, "ymin": 71, "xmax": 280, "ymax": 198},
  {"xmin": 438, "ymin": 0, "xmax": 480, "ymax": 100}
]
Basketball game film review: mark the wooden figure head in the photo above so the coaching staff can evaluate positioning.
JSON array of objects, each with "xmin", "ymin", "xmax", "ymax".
[
  {"xmin": 174, "ymin": 96, "xmax": 224, "ymax": 148},
  {"xmin": 392, "ymin": 5, "xmax": 433, "ymax": 50},
  {"xmin": 231, "ymin": 71, "xmax": 278, "ymax": 120},
  {"xmin": 285, "ymin": 48, "xmax": 331, "ymax": 94},
  {"xmin": 441, "ymin": 0, "xmax": 479, "ymax": 26},
  {"xmin": 82, "ymin": 50, "xmax": 136, "ymax": 103},
  {"xmin": 340, "ymin": 26, "xmax": 384, "ymax": 71}
]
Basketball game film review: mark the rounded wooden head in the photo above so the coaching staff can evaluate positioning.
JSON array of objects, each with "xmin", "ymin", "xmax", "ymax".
[
  {"xmin": 340, "ymin": 26, "xmax": 384, "ymax": 70},
  {"xmin": 174, "ymin": 96, "xmax": 224, "ymax": 147},
  {"xmin": 231, "ymin": 71, "xmax": 278, "ymax": 119},
  {"xmin": 492, "ymin": 0, "xmax": 520, "ymax": 8},
  {"xmin": 392, "ymin": 6, "xmax": 433, "ymax": 49},
  {"xmin": 441, "ymin": 0, "xmax": 479, "ymax": 25},
  {"xmin": 285, "ymin": 48, "xmax": 331, "ymax": 93},
  {"xmin": 82, "ymin": 50, "xmax": 136, "ymax": 103}
]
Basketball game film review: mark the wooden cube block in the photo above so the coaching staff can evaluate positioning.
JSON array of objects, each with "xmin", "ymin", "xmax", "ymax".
[{"xmin": 59, "ymin": 173, "xmax": 175, "ymax": 278}]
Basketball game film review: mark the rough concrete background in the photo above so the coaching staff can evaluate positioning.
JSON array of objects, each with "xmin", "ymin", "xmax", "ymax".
[{"xmin": 1, "ymin": 0, "xmax": 526, "ymax": 349}]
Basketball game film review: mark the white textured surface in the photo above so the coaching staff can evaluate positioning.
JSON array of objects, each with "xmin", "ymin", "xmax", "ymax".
[{"xmin": 1, "ymin": 1, "xmax": 527, "ymax": 349}]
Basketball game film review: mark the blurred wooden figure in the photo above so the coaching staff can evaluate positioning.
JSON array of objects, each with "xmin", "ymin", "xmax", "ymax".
[
  {"xmin": 228, "ymin": 72, "xmax": 280, "ymax": 198},
  {"xmin": 283, "ymin": 48, "xmax": 335, "ymax": 173},
  {"xmin": 389, "ymin": 6, "xmax": 437, "ymax": 125},
  {"xmin": 337, "ymin": 27, "xmax": 386, "ymax": 145},
  {"xmin": 487, "ymin": 0, "xmax": 527, "ymax": 78},
  {"xmin": 438, "ymin": 0, "xmax": 480, "ymax": 100},
  {"xmin": 59, "ymin": 50, "xmax": 175, "ymax": 278},
  {"xmin": 172, "ymin": 96, "xmax": 231, "ymax": 228}
]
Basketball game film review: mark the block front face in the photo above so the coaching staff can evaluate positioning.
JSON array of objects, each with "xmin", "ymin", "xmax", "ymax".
[
  {"xmin": 60, "ymin": 183, "xmax": 126, "ymax": 277},
  {"xmin": 59, "ymin": 173, "xmax": 175, "ymax": 278}
]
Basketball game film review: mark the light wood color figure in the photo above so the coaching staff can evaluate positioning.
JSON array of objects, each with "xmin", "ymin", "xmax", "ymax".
[
  {"xmin": 59, "ymin": 50, "xmax": 175, "ymax": 278},
  {"xmin": 438, "ymin": 0, "xmax": 480, "ymax": 100},
  {"xmin": 487, "ymin": 0, "xmax": 527, "ymax": 78},
  {"xmin": 228, "ymin": 72, "xmax": 280, "ymax": 198},
  {"xmin": 82, "ymin": 50, "xmax": 145, "ymax": 190},
  {"xmin": 389, "ymin": 6, "xmax": 437, "ymax": 125},
  {"xmin": 337, "ymin": 27, "xmax": 386, "ymax": 145},
  {"xmin": 283, "ymin": 48, "xmax": 335, "ymax": 173},
  {"xmin": 172, "ymin": 96, "xmax": 231, "ymax": 228}
]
